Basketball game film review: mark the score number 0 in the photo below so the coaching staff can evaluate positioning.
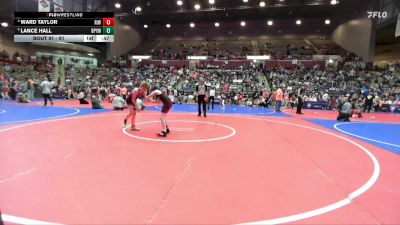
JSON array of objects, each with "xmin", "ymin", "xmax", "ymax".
[{"xmin": 102, "ymin": 18, "xmax": 114, "ymax": 26}]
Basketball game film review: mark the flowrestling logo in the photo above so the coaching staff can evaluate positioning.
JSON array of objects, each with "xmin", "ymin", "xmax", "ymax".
[{"xmin": 367, "ymin": 11, "xmax": 388, "ymax": 19}]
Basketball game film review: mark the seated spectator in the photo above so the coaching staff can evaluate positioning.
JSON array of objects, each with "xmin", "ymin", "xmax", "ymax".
[
  {"xmin": 337, "ymin": 97, "xmax": 352, "ymax": 122},
  {"xmin": 91, "ymin": 95, "xmax": 103, "ymax": 109},
  {"xmin": 107, "ymin": 92, "xmax": 115, "ymax": 103},
  {"xmin": 113, "ymin": 93, "xmax": 126, "ymax": 110},
  {"xmin": 8, "ymin": 87, "xmax": 16, "ymax": 100},
  {"xmin": 17, "ymin": 92, "xmax": 30, "ymax": 103},
  {"xmin": 66, "ymin": 88, "xmax": 73, "ymax": 99},
  {"xmin": 78, "ymin": 91, "xmax": 89, "ymax": 104},
  {"xmin": 1, "ymin": 84, "xmax": 9, "ymax": 99}
]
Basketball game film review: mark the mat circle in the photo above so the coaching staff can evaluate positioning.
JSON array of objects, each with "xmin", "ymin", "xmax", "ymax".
[{"xmin": 122, "ymin": 120, "xmax": 236, "ymax": 143}]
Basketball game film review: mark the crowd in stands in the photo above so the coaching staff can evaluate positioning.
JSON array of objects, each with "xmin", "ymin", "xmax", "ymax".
[
  {"xmin": 1, "ymin": 49, "xmax": 399, "ymax": 114},
  {"xmin": 267, "ymin": 63, "xmax": 400, "ymax": 113}
]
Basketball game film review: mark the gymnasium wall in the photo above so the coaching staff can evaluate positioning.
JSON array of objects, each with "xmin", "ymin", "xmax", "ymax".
[
  {"xmin": 0, "ymin": 32, "xmax": 30, "ymax": 56},
  {"xmin": 143, "ymin": 19, "xmax": 337, "ymax": 40},
  {"xmin": 109, "ymin": 19, "xmax": 142, "ymax": 59},
  {"xmin": 331, "ymin": 18, "xmax": 374, "ymax": 61}
]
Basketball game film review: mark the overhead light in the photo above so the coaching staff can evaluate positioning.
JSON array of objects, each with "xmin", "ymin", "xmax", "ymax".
[
  {"xmin": 166, "ymin": 24, "xmax": 171, "ymax": 28},
  {"xmin": 296, "ymin": 19, "xmax": 302, "ymax": 25},
  {"xmin": 194, "ymin": 4, "xmax": 201, "ymax": 10},
  {"xmin": 190, "ymin": 22, "xmax": 195, "ymax": 28},
  {"xmin": 115, "ymin": 3, "xmax": 121, "ymax": 8},
  {"xmin": 87, "ymin": 53, "xmax": 94, "ymax": 56},
  {"xmin": 209, "ymin": 0, "xmax": 215, "ymax": 4},
  {"xmin": 135, "ymin": 6, "xmax": 142, "ymax": 12},
  {"xmin": 1, "ymin": 22, "xmax": 8, "ymax": 27},
  {"xmin": 240, "ymin": 21, "xmax": 246, "ymax": 27},
  {"xmin": 259, "ymin": 1, "xmax": 266, "ymax": 7},
  {"xmin": 328, "ymin": 59, "xmax": 334, "ymax": 63},
  {"xmin": 330, "ymin": 0, "xmax": 338, "ymax": 5},
  {"xmin": 267, "ymin": 20, "xmax": 273, "ymax": 26},
  {"xmin": 144, "ymin": 24, "xmax": 148, "ymax": 28},
  {"xmin": 243, "ymin": 0, "xmax": 248, "ymax": 2},
  {"xmin": 214, "ymin": 22, "xmax": 220, "ymax": 27},
  {"xmin": 177, "ymin": 0, "xmax": 183, "ymax": 6},
  {"xmin": 325, "ymin": 19, "xmax": 331, "ymax": 25}
]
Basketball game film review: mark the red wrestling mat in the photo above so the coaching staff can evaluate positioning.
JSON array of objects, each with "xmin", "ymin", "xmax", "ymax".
[{"xmin": 1, "ymin": 111, "xmax": 399, "ymax": 224}]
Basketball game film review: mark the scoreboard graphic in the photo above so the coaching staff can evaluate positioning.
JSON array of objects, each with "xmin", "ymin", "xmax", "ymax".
[{"xmin": 14, "ymin": 12, "xmax": 114, "ymax": 42}]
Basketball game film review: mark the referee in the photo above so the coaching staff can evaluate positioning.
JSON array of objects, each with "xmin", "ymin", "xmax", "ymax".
[
  {"xmin": 40, "ymin": 76, "xmax": 54, "ymax": 106},
  {"xmin": 196, "ymin": 78, "xmax": 208, "ymax": 117}
]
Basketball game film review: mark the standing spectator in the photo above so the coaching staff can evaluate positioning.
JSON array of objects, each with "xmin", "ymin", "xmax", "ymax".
[
  {"xmin": 195, "ymin": 78, "xmax": 208, "ymax": 117},
  {"xmin": 288, "ymin": 94, "xmax": 296, "ymax": 109},
  {"xmin": 40, "ymin": 77, "xmax": 53, "ymax": 106},
  {"xmin": 221, "ymin": 93, "xmax": 226, "ymax": 109},
  {"xmin": 208, "ymin": 86, "xmax": 216, "ymax": 110},
  {"xmin": 373, "ymin": 95, "xmax": 380, "ymax": 112},
  {"xmin": 363, "ymin": 94, "xmax": 374, "ymax": 113},
  {"xmin": 27, "ymin": 78, "xmax": 35, "ymax": 100},
  {"xmin": 275, "ymin": 86, "xmax": 284, "ymax": 112},
  {"xmin": 296, "ymin": 89, "xmax": 304, "ymax": 115}
]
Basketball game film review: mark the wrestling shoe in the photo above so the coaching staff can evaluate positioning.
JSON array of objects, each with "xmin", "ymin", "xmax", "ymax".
[
  {"xmin": 123, "ymin": 119, "xmax": 127, "ymax": 128},
  {"xmin": 157, "ymin": 131, "xmax": 167, "ymax": 137},
  {"xmin": 131, "ymin": 126, "xmax": 140, "ymax": 131}
]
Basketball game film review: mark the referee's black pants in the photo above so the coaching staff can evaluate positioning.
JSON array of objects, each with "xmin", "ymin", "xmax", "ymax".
[
  {"xmin": 43, "ymin": 93, "xmax": 53, "ymax": 106},
  {"xmin": 198, "ymin": 95, "xmax": 207, "ymax": 116}
]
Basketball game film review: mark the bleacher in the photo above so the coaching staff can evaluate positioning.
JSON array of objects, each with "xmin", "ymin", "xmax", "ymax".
[{"xmin": 309, "ymin": 38, "xmax": 346, "ymax": 55}]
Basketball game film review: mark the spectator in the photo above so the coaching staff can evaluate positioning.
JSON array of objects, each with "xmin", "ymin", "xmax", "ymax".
[
  {"xmin": 337, "ymin": 97, "xmax": 352, "ymax": 122},
  {"xmin": 275, "ymin": 86, "xmax": 284, "ymax": 112},
  {"xmin": 17, "ymin": 91, "xmax": 30, "ymax": 103},
  {"xmin": 91, "ymin": 95, "xmax": 103, "ymax": 109},
  {"xmin": 208, "ymin": 86, "xmax": 216, "ymax": 110},
  {"xmin": 113, "ymin": 93, "xmax": 126, "ymax": 110},
  {"xmin": 78, "ymin": 91, "xmax": 89, "ymax": 104}
]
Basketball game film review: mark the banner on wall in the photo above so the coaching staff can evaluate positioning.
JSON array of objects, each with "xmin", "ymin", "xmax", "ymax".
[
  {"xmin": 38, "ymin": 0, "xmax": 51, "ymax": 12},
  {"xmin": 304, "ymin": 101, "xmax": 330, "ymax": 110},
  {"xmin": 66, "ymin": 56, "xmax": 97, "ymax": 67}
]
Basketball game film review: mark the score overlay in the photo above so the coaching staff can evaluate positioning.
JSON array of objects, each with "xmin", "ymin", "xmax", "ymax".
[{"xmin": 13, "ymin": 12, "xmax": 114, "ymax": 43}]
